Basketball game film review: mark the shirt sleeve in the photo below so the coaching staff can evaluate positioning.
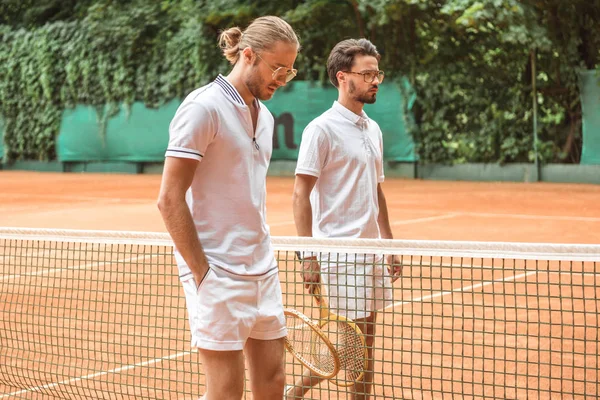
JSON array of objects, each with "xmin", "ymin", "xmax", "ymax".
[
  {"xmin": 377, "ymin": 128, "xmax": 385, "ymax": 183},
  {"xmin": 295, "ymin": 124, "xmax": 329, "ymax": 178},
  {"xmin": 165, "ymin": 100, "xmax": 217, "ymax": 161}
]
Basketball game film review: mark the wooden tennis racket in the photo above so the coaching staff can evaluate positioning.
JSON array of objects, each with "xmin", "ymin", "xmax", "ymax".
[
  {"xmin": 283, "ymin": 308, "xmax": 341, "ymax": 379},
  {"xmin": 312, "ymin": 283, "xmax": 368, "ymax": 387}
]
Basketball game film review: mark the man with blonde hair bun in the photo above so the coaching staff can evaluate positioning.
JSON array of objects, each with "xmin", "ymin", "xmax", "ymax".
[{"xmin": 157, "ymin": 16, "xmax": 300, "ymax": 400}]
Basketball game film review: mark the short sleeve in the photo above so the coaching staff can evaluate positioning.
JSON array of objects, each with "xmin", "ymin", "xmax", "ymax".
[
  {"xmin": 295, "ymin": 124, "xmax": 329, "ymax": 178},
  {"xmin": 377, "ymin": 128, "xmax": 385, "ymax": 183},
  {"xmin": 165, "ymin": 100, "xmax": 217, "ymax": 161}
]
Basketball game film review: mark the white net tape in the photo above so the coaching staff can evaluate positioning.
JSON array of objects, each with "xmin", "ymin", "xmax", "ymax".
[{"xmin": 0, "ymin": 227, "xmax": 599, "ymax": 261}]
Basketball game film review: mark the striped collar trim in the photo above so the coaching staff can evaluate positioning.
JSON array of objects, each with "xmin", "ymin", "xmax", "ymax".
[
  {"xmin": 215, "ymin": 74, "xmax": 245, "ymax": 106},
  {"xmin": 214, "ymin": 74, "xmax": 261, "ymax": 110}
]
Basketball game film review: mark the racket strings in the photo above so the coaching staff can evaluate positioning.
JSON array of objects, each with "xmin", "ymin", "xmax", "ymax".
[
  {"xmin": 285, "ymin": 314, "xmax": 338, "ymax": 377},
  {"xmin": 321, "ymin": 320, "xmax": 366, "ymax": 385}
]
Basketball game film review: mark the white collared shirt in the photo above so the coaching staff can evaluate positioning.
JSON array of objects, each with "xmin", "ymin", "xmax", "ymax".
[
  {"xmin": 166, "ymin": 75, "xmax": 277, "ymax": 280},
  {"xmin": 296, "ymin": 101, "xmax": 385, "ymax": 242}
]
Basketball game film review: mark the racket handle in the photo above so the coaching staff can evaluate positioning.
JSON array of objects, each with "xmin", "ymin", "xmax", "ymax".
[{"xmin": 312, "ymin": 283, "xmax": 323, "ymax": 303}]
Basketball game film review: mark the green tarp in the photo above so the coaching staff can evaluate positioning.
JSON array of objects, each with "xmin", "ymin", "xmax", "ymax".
[
  {"xmin": 57, "ymin": 81, "xmax": 416, "ymax": 162},
  {"xmin": 580, "ymin": 70, "xmax": 600, "ymax": 165},
  {"xmin": 265, "ymin": 81, "xmax": 415, "ymax": 161},
  {"xmin": 58, "ymin": 102, "xmax": 179, "ymax": 162}
]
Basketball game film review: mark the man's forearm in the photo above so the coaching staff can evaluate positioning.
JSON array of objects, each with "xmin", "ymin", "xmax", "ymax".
[
  {"xmin": 377, "ymin": 190, "xmax": 394, "ymax": 240},
  {"xmin": 160, "ymin": 200, "xmax": 209, "ymax": 276},
  {"xmin": 293, "ymin": 195, "xmax": 313, "ymax": 237}
]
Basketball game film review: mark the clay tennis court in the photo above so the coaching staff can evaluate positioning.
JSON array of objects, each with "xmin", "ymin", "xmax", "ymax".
[
  {"xmin": 1, "ymin": 171, "xmax": 599, "ymax": 242},
  {"xmin": 1, "ymin": 171, "xmax": 599, "ymax": 399}
]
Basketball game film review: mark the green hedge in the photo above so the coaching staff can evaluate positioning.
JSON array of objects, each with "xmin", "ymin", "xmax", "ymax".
[
  {"xmin": 0, "ymin": 6, "xmax": 220, "ymax": 161},
  {"xmin": 1, "ymin": 0, "xmax": 599, "ymax": 164}
]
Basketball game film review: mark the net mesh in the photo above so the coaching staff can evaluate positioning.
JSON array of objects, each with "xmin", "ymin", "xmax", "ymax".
[{"xmin": 1, "ymin": 228, "xmax": 599, "ymax": 399}]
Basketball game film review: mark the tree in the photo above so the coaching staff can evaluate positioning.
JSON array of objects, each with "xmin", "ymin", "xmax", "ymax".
[{"xmin": 1, "ymin": 0, "xmax": 598, "ymax": 162}]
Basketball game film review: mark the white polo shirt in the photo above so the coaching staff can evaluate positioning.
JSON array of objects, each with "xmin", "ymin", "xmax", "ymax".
[
  {"xmin": 296, "ymin": 101, "xmax": 385, "ymax": 242},
  {"xmin": 166, "ymin": 75, "xmax": 277, "ymax": 280}
]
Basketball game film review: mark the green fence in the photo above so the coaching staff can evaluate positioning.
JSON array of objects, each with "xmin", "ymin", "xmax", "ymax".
[
  {"xmin": 580, "ymin": 70, "xmax": 600, "ymax": 165},
  {"xmin": 10, "ymin": 73, "xmax": 600, "ymax": 167},
  {"xmin": 58, "ymin": 102, "xmax": 180, "ymax": 162},
  {"xmin": 56, "ymin": 81, "xmax": 416, "ymax": 163},
  {"xmin": 263, "ymin": 81, "xmax": 415, "ymax": 161}
]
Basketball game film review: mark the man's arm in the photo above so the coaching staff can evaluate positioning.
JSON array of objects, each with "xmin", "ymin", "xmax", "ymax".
[
  {"xmin": 377, "ymin": 183, "xmax": 393, "ymax": 240},
  {"xmin": 292, "ymin": 174, "xmax": 318, "ymax": 237},
  {"xmin": 292, "ymin": 173, "xmax": 320, "ymax": 291},
  {"xmin": 377, "ymin": 183, "xmax": 402, "ymax": 281},
  {"xmin": 157, "ymin": 157, "xmax": 209, "ymax": 288}
]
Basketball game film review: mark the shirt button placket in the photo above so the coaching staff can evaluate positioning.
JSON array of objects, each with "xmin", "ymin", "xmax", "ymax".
[{"xmin": 361, "ymin": 119, "xmax": 371, "ymax": 155}]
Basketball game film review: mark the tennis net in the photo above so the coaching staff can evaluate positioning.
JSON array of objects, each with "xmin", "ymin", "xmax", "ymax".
[{"xmin": 1, "ymin": 228, "xmax": 599, "ymax": 399}]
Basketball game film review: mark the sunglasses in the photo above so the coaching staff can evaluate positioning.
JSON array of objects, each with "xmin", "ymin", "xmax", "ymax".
[{"xmin": 255, "ymin": 52, "xmax": 297, "ymax": 83}]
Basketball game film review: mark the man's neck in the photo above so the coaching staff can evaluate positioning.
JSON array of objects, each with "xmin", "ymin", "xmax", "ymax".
[
  {"xmin": 225, "ymin": 68, "xmax": 256, "ymax": 107},
  {"xmin": 337, "ymin": 94, "xmax": 364, "ymax": 116}
]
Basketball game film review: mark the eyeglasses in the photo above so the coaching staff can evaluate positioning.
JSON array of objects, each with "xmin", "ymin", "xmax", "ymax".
[
  {"xmin": 255, "ymin": 52, "xmax": 297, "ymax": 83},
  {"xmin": 343, "ymin": 70, "xmax": 385, "ymax": 84}
]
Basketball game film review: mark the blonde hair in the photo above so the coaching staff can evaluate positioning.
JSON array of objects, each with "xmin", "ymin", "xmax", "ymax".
[{"xmin": 219, "ymin": 16, "xmax": 300, "ymax": 65}]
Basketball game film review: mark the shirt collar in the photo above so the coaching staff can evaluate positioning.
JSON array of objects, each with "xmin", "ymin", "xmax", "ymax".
[
  {"xmin": 332, "ymin": 101, "xmax": 369, "ymax": 126},
  {"xmin": 214, "ymin": 74, "xmax": 245, "ymax": 106},
  {"xmin": 214, "ymin": 74, "xmax": 261, "ymax": 110}
]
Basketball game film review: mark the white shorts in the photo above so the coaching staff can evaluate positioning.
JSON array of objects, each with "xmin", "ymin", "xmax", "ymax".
[
  {"xmin": 181, "ymin": 266, "xmax": 287, "ymax": 351},
  {"xmin": 321, "ymin": 261, "xmax": 393, "ymax": 321}
]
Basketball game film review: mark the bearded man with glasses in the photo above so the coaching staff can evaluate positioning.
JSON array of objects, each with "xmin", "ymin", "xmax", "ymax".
[{"xmin": 289, "ymin": 38, "xmax": 402, "ymax": 400}]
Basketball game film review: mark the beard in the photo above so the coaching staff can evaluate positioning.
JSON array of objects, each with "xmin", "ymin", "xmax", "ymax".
[
  {"xmin": 245, "ymin": 67, "xmax": 277, "ymax": 101},
  {"xmin": 349, "ymin": 80, "xmax": 377, "ymax": 104}
]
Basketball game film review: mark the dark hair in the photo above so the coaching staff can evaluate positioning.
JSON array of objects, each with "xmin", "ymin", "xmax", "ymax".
[
  {"xmin": 327, "ymin": 38, "xmax": 381, "ymax": 87},
  {"xmin": 219, "ymin": 16, "xmax": 300, "ymax": 65}
]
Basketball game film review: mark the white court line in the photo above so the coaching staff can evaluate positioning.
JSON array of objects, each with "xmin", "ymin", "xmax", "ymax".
[
  {"xmin": 391, "ymin": 213, "xmax": 460, "ymax": 226},
  {"xmin": 1, "ymin": 269, "xmax": 542, "ymax": 397},
  {"xmin": 2, "ymin": 266, "xmax": 592, "ymax": 398},
  {"xmin": 386, "ymin": 270, "xmax": 540, "ymax": 310},
  {"xmin": 460, "ymin": 211, "xmax": 600, "ymax": 223},
  {"xmin": 269, "ymin": 213, "xmax": 462, "ymax": 229},
  {"xmin": 0, "ymin": 254, "xmax": 155, "ymax": 282},
  {"xmin": 0, "ymin": 197, "xmax": 151, "ymax": 215},
  {"xmin": 0, "ymin": 203, "xmax": 142, "ymax": 214},
  {"xmin": 395, "ymin": 208, "xmax": 600, "ymax": 223},
  {"xmin": 0, "ymin": 205, "xmax": 74, "ymax": 213},
  {"xmin": 0, "ymin": 252, "xmax": 170, "ymax": 398},
  {"xmin": 270, "ymin": 211, "xmax": 600, "ymax": 228},
  {"xmin": 394, "ymin": 258, "xmax": 599, "ymax": 277},
  {"xmin": 0, "ymin": 193, "xmax": 152, "ymax": 203},
  {"xmin": 0, "ymin": 350, "xmax": 195, "ymax": 399},
  {"xmin": 1, "ymin": 202, "xmax": 152, "ymax": 217}
]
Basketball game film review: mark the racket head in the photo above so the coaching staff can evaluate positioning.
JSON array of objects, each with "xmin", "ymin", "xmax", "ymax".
[
  {"xmin": 312, "ymin": 284, "xmax": 368, "ymax": 387},
  {"xmin": 320, "ymin": 314, "xmax": 368, "ymax": 386},
  {"xmin": 284, "ymin": 308, "xmax": 341, "ymax": 379}
]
